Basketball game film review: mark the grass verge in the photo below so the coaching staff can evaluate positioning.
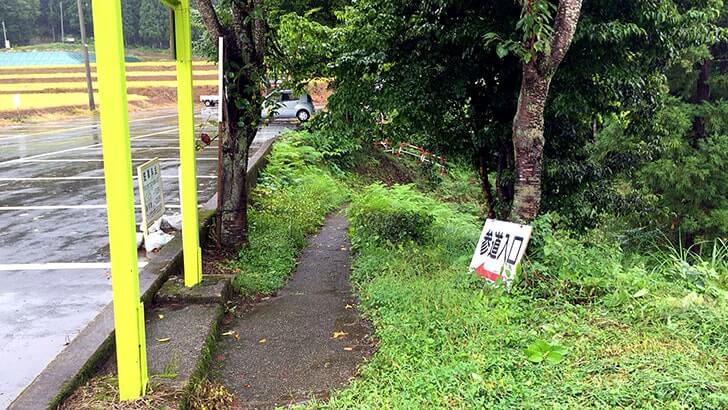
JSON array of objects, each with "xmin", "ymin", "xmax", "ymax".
[
  {"xmin": 230, "ymin": 132, "xmax": 349, "ymax": 295},
  {"xmin": 315, "ymin": 166, "xmax": 728, "ymax": 408}
]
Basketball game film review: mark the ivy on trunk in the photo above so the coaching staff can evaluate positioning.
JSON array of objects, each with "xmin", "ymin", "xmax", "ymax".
[
  {"xmin": 195, "ymin": 0, "xmax": 267, "ymax": 248},
  {"xmin": 510, "ymin": 0, "xmax": 583, "ymax": 223}
]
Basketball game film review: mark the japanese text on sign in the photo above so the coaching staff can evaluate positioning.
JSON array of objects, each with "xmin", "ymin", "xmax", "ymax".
[
  {"xmin": 469, "ymin": 219, "xmax": 532, "ymax": 288},
  {"xmin": 137, "ymin": 158, "xmax": 165, "ymax": 235}
]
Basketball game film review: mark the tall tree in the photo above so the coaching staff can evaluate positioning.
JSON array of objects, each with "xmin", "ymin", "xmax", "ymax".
[
  {"xmin": 295, "ymin": 0, "xmax": 722, "ymax": 232},
  {"xmin": 122, "ymin": 0, "xmax": 142, "ymax": 46},
  {"xmin": 138, "ymin": 0, "xmax": 169, "ymax": 48},
  {"xmin": 510, "ymin": 0, "xmax": 582, "ymax": 222},
  {"xmin": 195, "ymin": 0, "xmax": 268, "ymax": 247},
  {"xmin": 0, "ymin": 0, "xmax": 40, "ymax": 45}
]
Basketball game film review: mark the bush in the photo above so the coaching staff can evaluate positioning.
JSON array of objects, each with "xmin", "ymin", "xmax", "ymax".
[
  {"xmin": 348, "ymin": 184, "xmax": 435, "ymax": 247},
  {"xmin": 522, "ymin": 214, "xmax": 633, "ymax": 304}
]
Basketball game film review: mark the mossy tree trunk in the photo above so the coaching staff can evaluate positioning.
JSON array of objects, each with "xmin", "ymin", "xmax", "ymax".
[
  {"xmin": 510, "ymin": 0, "xmax": 583, "ymax": 223},
  {"xmin": 196, "ymin": 0, "xmax": 267, "ymax": 248}
]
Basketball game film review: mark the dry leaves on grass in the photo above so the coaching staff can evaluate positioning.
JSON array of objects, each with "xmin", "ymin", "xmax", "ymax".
[{"xmin": 60, "ymin": 375, "xmax": 181, "ymax": 410}]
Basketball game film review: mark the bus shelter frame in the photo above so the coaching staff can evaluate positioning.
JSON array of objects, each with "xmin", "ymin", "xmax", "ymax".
[{"xmin": 90, "ymin": 0, "xmax": 201, "ymax": 399}]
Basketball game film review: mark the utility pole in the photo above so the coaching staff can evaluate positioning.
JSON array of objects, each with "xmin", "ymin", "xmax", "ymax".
[
  {"xmin": 50, "ymin": 2, "xmax": 56, "ymax": 42},
  {"xmin": 59, "ymin": 1, "xmax": 65, "ymax": 42},
  {"xmin": 2, "ymin": 21, "xmax": 8, "ymax": 49},
  {"xmin": 77, "ymin": 0, "xmax": 95, "ymax": 110}
]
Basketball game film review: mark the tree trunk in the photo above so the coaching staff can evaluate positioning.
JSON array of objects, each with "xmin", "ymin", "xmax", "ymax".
[
  {"xmin": 511, "ymin": 64, "xmax": 551, "ymax": 223},
  {"xmin": 220, "ymin": 73, "xmax": 260, "ymax": 248},
  {"xmin": 496, "ymin": 142, "xmax": 514, "ymax": 220},
  {"xmin": 508, "ymin": 0, "xmax": 582, "ymax": 223},
  {"xmin": 477, "ymin": 146, "xmax": 496, "ymax": 219},
  {"xmin": 220, "ymin": 122, "xmax": 251, "ymax": 246},
  {"xmin": 692, "ymin": 57, "xmax": 711, "ymax": 144},
  {"xmin": 194, "ymin": 0, "xmax": 266, "ymax": 249}
]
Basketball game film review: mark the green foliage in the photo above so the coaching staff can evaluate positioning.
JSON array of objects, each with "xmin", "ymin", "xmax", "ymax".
[
  {"xmin": 282, "ymin": 0, "xmax": 726, "ymax": 241},
  {"xmin": 348, "ymin": 184, "xmax": 436, "ymax": 247},
  {"xmin": 523, "ymin": 214, "xmax": 633, "ymax": 304},
  {"xmin": 231, "ymin": 134, "xmax": 348, "ymax": 295},
  {"xmin": 524, "ymin": 339, "xmax": 566, "ymax": 364},
  {"xmin": 639, "ymin": 132, "xmax": 728, "ymax": 239},
  {"xmin": 291, "ymin": 127, "xmax": 362, "ymax": 169},
  {"xmin": 320, "ymin": 184, "xmax": 728, "ymax": 409},
  {"xmin": 652, "ymin": 237, "xmax": 728, "ymax": 297},
  {"xmin": 138, "ymin": 0, "xmax": 170, "ymax": 48},
  {"xmin": 0, "ymin": 0, "xmax": 40, "ymax": 45}
]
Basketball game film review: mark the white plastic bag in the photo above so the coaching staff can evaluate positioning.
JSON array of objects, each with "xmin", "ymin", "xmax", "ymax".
[
  {"xmin": 162, "ymin": 213, "xmax": 183, "ymax": 231},
  {"xmin": 144, "ymin": 231, "xmax": 174, "ymax": 253}
]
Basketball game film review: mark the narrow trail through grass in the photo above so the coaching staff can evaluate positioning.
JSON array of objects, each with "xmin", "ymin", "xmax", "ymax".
[{"xmin": 214, "ymin": 211, "xmax": 371, "ymax": 409}]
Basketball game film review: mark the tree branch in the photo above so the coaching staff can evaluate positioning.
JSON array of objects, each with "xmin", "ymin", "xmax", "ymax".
[
  {"xmin": 548, "ymin": 0, "xmax": 582, "ymax": 70},
  {"xmin": 194, "ymin": 0, "xmax": 223, "ymax": 40},
  {"xmin": 251, "ymin": 0, "xmax": 267, "ymax": 66}
]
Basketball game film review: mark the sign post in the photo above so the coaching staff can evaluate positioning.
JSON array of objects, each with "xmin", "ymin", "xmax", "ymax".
[
  {"xmin": 89, "ymin": 0, "xmax": 148, "ymax": 400},
  {"xmin": 137, "ymin": 158, "xmax": 166, "ymax": 243},
  {"xmin": 469, "ymin": 219, "xmax": 532, "ymax": 289}
]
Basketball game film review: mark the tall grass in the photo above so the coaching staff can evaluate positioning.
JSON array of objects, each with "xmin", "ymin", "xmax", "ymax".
[{"xmin": 324, "ymin": 184, "xmax": 728, "ymax": 409}]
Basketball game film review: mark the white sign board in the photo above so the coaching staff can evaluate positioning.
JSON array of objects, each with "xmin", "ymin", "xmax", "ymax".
[
  {"xmin": 137, "ymin": 158, "xmax": 165, "ymax": 236},
  {"xmin": 199, "ymin": 37, "xmax": 224, "ymax": 120},
  {"xmin": 469, "ymin": 219, "xmax": 532, "ymax": 288},
  {"xmin": 218, "ymin": 36, "xmax": 224, "ymax": 122}
]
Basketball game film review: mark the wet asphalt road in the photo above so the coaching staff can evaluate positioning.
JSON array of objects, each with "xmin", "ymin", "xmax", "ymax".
[{"xmin": 0, "ymin": 109, "xmax": 289, "ymax": 408}]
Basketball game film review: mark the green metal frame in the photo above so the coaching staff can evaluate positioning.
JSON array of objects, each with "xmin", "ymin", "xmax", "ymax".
[{"xmin": 89, "ymin": 0, "xmax": 200, "ymax": 400}]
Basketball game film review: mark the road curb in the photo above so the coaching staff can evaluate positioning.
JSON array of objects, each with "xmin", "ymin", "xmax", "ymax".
[{"xmin": 9, "ymin": 133, "xmax": 279, "ymax": 410}]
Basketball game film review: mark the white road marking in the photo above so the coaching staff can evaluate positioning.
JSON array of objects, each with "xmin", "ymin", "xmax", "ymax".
[
  {"xmin": 0, "ymin": 175, "xmax": 216, "ymax": 181},
  {"xmin": 0, "ymin": 128, "xmax": 178, "ymax": 166},
  {"xmin": 0, "ymin": 113, "xmax": 179, "ymax": 141},
  {"xmin": 0, "ymin": 262, "xmax": 148, "ymax": 271}
]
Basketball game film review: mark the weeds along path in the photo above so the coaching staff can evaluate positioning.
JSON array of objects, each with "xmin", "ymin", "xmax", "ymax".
[{"xmin": 213, "ymin": 211, "xmax": 372, "ymax": 409}]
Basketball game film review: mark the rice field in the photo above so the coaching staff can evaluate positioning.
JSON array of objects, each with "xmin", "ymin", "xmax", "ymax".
[
  {"xmin": 0, "ymin": 60, "xmax": 218, "ymax": 119},
  {"xmin": 0, "ymin": 70, "xmax": 218, "ymax": 81}
]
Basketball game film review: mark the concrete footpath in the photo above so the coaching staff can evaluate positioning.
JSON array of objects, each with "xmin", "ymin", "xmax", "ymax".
[{"xmin": 213, "ymin": 211, "xmax": 372, "ymax": 409}]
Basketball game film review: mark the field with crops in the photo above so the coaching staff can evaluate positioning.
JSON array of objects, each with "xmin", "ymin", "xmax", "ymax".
[{"xmin": 0, "ymin": 60, "xmax": 217, "ymax": 121}]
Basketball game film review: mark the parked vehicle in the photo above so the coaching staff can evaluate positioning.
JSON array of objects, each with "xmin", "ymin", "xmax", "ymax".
[{"xmin": 262, "ymin": 90, "xmax": 315, "ymax": 122}]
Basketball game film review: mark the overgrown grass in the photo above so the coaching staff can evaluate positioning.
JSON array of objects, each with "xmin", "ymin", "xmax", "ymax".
[
  {"xmin": 319, "ymin": 181, "xmax": 728, "ymax": 408},
  {"xmin": 226, "ymin": 133, "xmax": 727, "ymax": 408},
  {"xmin": 230, "ymin": 133, "xmax": 348, "ymax": 295}
]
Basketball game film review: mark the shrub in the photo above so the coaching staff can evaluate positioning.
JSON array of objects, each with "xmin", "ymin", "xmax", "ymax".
[{"xmin": 348, "ymin": 184, "xmax": 436, "ymax": 247}]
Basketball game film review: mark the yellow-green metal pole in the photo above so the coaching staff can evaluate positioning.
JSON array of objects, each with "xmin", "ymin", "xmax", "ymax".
[
  {"xmin": 90, "ymin": 0, "xmax": 148, "ymax": 400},
  {"xmin": 173, "ymin": 0, "xmax": 202, "ymax": 287}
]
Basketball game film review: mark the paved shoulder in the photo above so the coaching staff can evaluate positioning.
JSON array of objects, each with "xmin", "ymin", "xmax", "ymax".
[{"xmin": 214, "ymin": 211, "xmax": 372, "ymax": 409}]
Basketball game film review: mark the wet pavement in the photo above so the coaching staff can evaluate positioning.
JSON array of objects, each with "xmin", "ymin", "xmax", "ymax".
[
  {"xmin": 0, "ymin": 109, "xmax": 289, "ymax": 408},
  {"xmin": 214, "ymin": 211, "xmax": 372, "ymax": 408}
]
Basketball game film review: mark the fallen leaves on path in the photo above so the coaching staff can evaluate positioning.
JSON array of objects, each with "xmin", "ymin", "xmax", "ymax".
[
  {"xmin": 332, "ymin": 331, "xmax": 348, "ymax": 339},
  {"xmin": 222, "ymin": 330, "xmax": 240, "ymax": 340}
]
